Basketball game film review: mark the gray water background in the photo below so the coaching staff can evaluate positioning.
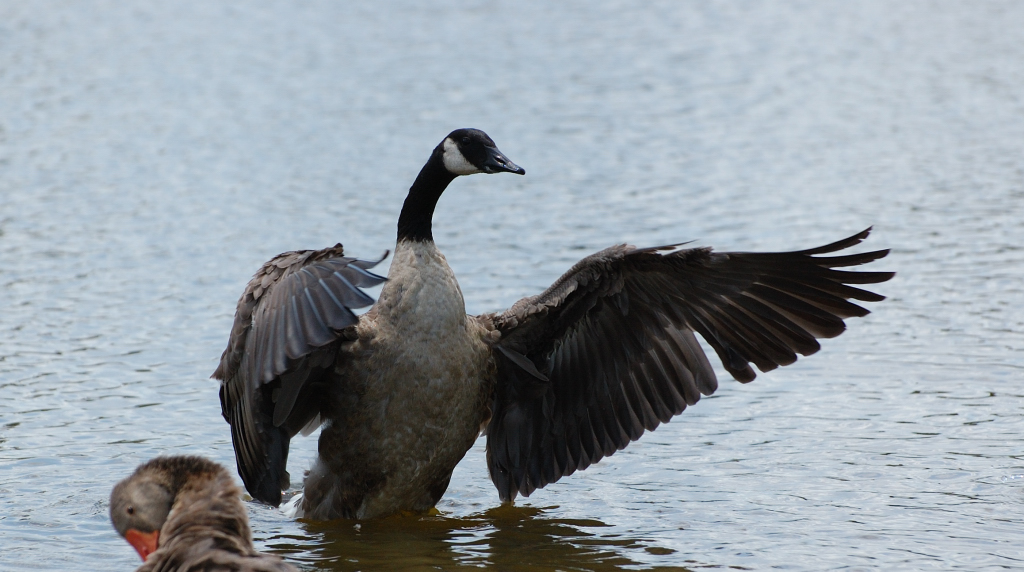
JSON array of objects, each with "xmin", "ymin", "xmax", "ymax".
[{"xmin": 1, "ymin": 1, "xmax": 1023, "ymax": 570}]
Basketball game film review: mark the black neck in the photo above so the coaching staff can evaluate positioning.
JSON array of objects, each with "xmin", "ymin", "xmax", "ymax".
[{"xmin": 397, "ymin": 146, "xmax": 457, "ymax": 243}]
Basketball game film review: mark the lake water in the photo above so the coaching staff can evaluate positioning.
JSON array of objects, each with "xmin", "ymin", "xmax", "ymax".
[{"xmin": 1, "ymin": 1, "xmax": 1022, "ymax": 570}]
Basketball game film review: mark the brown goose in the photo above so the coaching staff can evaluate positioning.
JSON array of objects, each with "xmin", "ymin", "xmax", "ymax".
[
  {"xmin": 110, "ymin": 456, "xmax": 297, "ymax": 572},
  {"xmin": 214, "ymin": 128, "xmax": 893, "ymax": 520}
]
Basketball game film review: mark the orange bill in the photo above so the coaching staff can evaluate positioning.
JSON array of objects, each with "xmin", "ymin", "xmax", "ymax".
[{"xmin": 124, "ymin": 529, "xmax": 159, "ymax": 561}]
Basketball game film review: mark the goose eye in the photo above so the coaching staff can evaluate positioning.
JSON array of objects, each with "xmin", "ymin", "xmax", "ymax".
[
  {"xmin": 127, "ymin": 506, "xmax": 135, "ymax": 515},
  {"xmin": 461, "ymin": 137, "xmax": 470, "ymax": 145}
]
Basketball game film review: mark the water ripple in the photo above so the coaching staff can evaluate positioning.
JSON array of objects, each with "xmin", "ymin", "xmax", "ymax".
[{"xmin": 2, "ymin": 1, "xmax": 1023, "ymax": 571}]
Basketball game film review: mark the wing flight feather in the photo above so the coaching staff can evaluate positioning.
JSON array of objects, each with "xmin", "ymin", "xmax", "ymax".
[{"xmin": 485, "ymin": 228, "xmax": 893, "ymax": 501}]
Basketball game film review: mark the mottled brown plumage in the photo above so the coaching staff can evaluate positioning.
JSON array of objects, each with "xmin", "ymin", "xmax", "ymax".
[{"xmin": 110, "ymin": 456, "xmax": 297, "ymax": 572}]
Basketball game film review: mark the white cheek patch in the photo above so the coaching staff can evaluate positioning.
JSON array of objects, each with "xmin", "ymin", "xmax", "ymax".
[{"xmin": 442, "ymin": 138, "xmax": 482, "ymax": 175}]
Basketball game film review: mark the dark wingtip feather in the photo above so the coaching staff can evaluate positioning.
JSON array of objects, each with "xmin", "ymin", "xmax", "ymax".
[
  {"xmin": 223, "ymin": 392, "xmax": 289, "ymax": 507},
  {"xmin": 819, "ymin": 248, "xmax": 891, "ymax": 268},
  {"xmin": 248, "ymin": 468, "xmax": 285, "ymax": 507},
  {"xmin": 830, "ymin": 270, "xmax": 895, "ymax": 285},
  {"xmin": 793, "ymin": 227, "xmax": 872, "ymax": 255},
  {"xmin": 350, "ymin": 250, "xmax": 390, "ymax": 271}
]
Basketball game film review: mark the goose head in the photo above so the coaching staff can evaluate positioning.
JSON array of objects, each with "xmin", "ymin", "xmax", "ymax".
[
  {"xmin": 110, "ymin": 472, "xmax": 173, "ymax": 561},
  {"xmin": 440, "ymin": 128, "xmax": 525, "ymax": 176},
  {"xmin": 398, "ymin": 129, "xmax": 524, "ymax": 242}
]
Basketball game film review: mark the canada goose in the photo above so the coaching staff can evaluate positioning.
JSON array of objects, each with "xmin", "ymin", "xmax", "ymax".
[
  {"xmin": 214, "ymin": 128, "xmax": 893, "ymax": 520},
  {"xmin": 110, "ymin": 456, "xmax": 298, "ymax": 571}
]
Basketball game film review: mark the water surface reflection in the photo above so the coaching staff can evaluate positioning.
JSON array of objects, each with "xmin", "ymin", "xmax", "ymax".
[{"xmin": 276, "ymin": 505, "xmax": 689, "ymax": 571}]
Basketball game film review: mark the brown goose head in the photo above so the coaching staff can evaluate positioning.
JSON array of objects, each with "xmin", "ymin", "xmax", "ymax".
[{"xmin": 109, "ymin": 466, "xmax": 174, "ymax": 561}]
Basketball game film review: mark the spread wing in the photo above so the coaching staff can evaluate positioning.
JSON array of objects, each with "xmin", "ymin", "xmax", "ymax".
[
  {"xmin": 485, "ymin": 228, "xmax": 893, "ymax": 501},
  {"xmin": 213, "ymin": 245, "xmax": 386, "ymax": 505}
]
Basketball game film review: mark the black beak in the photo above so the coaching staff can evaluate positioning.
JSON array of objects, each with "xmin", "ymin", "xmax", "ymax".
[{"xmin": 483, "ymin": 148, "xmax": 526, "ymax": 175}]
